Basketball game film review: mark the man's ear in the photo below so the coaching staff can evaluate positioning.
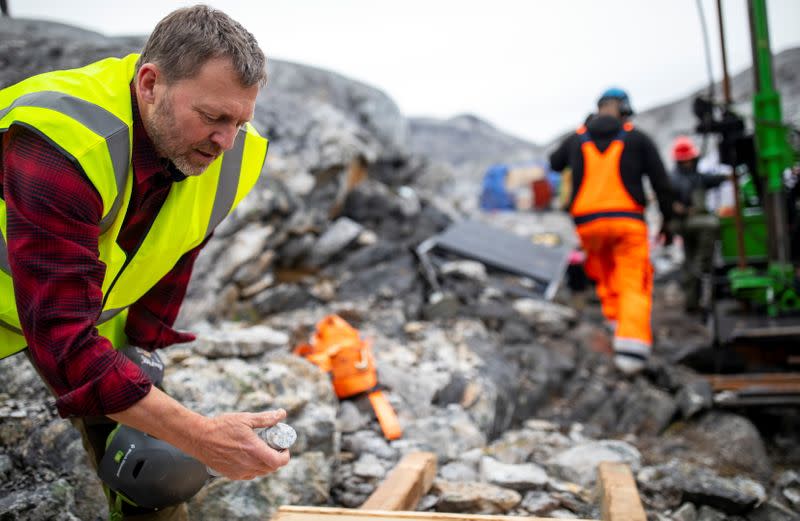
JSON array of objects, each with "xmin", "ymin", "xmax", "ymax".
[{"xmin": 136, "ymin": 63, "xmax": 160, "ymax": 105}]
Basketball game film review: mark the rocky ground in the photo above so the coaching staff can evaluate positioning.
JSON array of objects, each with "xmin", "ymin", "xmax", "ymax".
[{"xmin": 1, "ymin": 17, "xmax": 800, "ymax": 521}]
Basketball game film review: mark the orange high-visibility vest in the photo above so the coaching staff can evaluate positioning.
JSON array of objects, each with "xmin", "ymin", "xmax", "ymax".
[{"xmin": 570, "ymin": 123, "xmax": 644, "ymax": 224}]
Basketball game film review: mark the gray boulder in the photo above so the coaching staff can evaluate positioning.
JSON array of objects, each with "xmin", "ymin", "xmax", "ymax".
[
  {"xmin": 480, "ymin": 456, "xmax": 549, "ymax": 492},
  {"xmin": 433, "ymin": 479, "xmax": 522, "ymax": 514},
  {"xmin": 546, "ymin": 440, "xmax": 641, "ymax": 488}
]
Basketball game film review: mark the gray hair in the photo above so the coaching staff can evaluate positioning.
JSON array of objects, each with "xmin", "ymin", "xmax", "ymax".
[{"xmin": 138, "ymin": 4, "xmax": 267, "ymax": 87}]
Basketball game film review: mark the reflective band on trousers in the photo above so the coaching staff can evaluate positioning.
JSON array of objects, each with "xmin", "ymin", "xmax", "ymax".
[{"xmin": 613, "ymin": 336, "xmax": 651, "ymax": 357}]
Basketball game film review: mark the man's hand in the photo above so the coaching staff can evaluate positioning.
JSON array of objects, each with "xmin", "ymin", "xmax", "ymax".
[
  {"xmin": 109, "ymin": 387, "xmax": 291, "ymax": 481},
  {"xmin": 199, "ymin": 410, "xmax": 290, "ymax": 480}
]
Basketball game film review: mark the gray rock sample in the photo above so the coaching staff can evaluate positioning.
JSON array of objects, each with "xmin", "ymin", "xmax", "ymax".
[
  {"xmin": 352, "ymin": 453, "xmax": 387, "ymax": 479},
  {"xmin": 480, "ymin": 456, "xmax": 549, "ymax": 492},
  {"xmin": 394, "ymin": 405, "xmax": 486, "ymax": 463},
  {"xmin": 616, "ymin": 379, "xmax": 677, "ymax": 436},
  {"xmin": 746, "ymin": 499, "xmax": 800, "ymax": 521},
  {"xmin": 433, "ymin": 479, "xmax": 521, "ymax": 514},
  {"xmin": 671, "ymin": 502, "xmax": 697, "ymax": 521},
  {"xmin": 681, "ymin": 473, "xmax": 766, "ymax": 515},
  {"xmin": 521, "ymin": 490, "xmax": 560, "ymax": 516},
  {"xmin": 341, "ymin": 430, "xmax": 397, "ymax": 461},
  {"xmin": 638, "ymin": 461, "xmax": 766, "ymax": 515},
  {"xmin": 440, "ymin": 461, "xmax": 479, "ymax": 482},
  {"xmin": 192, "ymin": 324, "xmax": 289, "ymax": 359},
  {"xmin": 546, "ymin": 440, "xmax": 641, "ymax": 488},
  {"xmin": 252, "ymin": 284, "xmax": 316, "ymax": 316},
  {"xmin": 307, "ymin": 217, "xmax": 363, "ymax": 268},
  {"xmin": 189, "ymin": 451, "xmax": 331, "ymax": 520},
  {"xmin": 696, "ymin": 505, "xmax": 727, "ymax": 521},
  {"xmin": 675, "ymin": 380, "xmax": 713, "ymax": 419},
  {"xmin": 665, "ymin": 411, "xmax": 771, "ymax": 480}
]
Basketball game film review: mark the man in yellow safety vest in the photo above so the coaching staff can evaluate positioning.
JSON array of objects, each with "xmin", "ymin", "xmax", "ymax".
[{"xmin": 0, "ymin": 5, "xmax": 288, "ymax": 519}]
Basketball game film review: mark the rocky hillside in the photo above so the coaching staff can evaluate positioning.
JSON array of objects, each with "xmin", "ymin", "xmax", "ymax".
[
  {"xmin": 0, "ymin": 17, "xmax": 410, "ymax": 178},
  {"xmin": 1, "ymin": 18, "xmax": 799, "ymax": 521},
  {"xmin": 409, "ymin": 114, "xmax": 543, "ymax": 170},
  {"xmin": 616, "ymin": 46, "xmax": 800, "ymax": 164},
  {"xmin": 410, "ymin": 46, "xmax": 800, "ymax": 179}
]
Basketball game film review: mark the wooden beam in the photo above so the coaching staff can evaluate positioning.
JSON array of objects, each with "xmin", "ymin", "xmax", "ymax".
[
  {"xmin": 273, "ymin": 506, "xmax": 598, "ymax": 521},
  {"xmin": 706, "ymin": 372, "xmax": 800, "ymax": 392},
  {"xmin": 597, "ymin": 462, "xmax": 646, "ymax": 521},
  {"xmin": 360, "ymin": 452, "xmax": 438, "ymax": 511}
]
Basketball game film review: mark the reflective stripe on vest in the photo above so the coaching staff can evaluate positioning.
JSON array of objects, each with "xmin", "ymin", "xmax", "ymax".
[
  {"xmin": 0, "ymin": 318, "xmax": 21, "ymax": 335},
  {"xmin": 0, "ymin": 90, "xmax": 131, "ymax": 276},
  {"xmin": 0, "ymin": 91, "xmax": 130, "ymax": 232},
  {"xmin": 0, "ymin": 234, "xmax": 7, "ymax": 274},
  {"xmin": 0, "ymin": 55, "xmax": 268, "ymax": 357},
  {"xmin": 207, "ymin": 130, "xmax": 245, "ymax": 239},
  {"xmin": 569, "ymin": 123, "xmax": 643, "ymax": 224},
  {"xmin": 98, "ymin": 307, "xmax": 126, "ymax": 325},
  {"xmin": 0, "ymin": 127, "xmax": 259, "ymax": 322}
]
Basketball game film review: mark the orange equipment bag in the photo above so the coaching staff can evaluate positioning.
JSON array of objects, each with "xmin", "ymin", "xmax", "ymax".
[{"xmin": 294, "ymin": 315, "xmax": 402, "ymax": 440}]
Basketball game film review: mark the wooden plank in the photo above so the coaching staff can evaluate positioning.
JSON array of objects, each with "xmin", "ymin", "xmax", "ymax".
[
  {"xmin": 360, "ymin": 452, "xmax": 438, "ymax": 511},
  {"xmin": 597, "ymin": 462, "xmax": 646, "ymax": 521},
  {"xmin": 706, "ymin": 372, "xmax": 800, "ymax": 392},
  {"xmin": 273, "ymin": 506, "xmax": 598, "ymax": 521}
]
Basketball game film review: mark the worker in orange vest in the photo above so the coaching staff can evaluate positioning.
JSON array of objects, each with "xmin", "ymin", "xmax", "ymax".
[{"xmin": 549, "ymin": 88, "xmax": 674, "ymax": 374}]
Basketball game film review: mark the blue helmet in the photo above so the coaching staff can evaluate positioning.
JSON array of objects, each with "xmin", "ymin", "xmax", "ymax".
[{"xmin": 598, "ymin": 87, "xmax": 633, "ymax": 117}]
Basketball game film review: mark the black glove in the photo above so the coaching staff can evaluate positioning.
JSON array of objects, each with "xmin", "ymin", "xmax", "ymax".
[{"xmin": 119, "ymin": 344, "xmax": 165, "ymax": 388}]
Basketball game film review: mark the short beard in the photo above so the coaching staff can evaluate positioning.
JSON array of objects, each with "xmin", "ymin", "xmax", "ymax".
[{"xmin": 143, "ymin": 92, "xmax": 207, "ymax": 177}]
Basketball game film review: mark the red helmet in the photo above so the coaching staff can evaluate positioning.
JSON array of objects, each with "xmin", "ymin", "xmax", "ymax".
[{"xmin": 672, "ymin": 136, "xmax": 699, "ymax": 162}]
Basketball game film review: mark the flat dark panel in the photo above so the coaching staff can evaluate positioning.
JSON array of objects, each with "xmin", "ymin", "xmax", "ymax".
[{"xmin": 431, "ymin": 220, "xmax": 570, "ymax": 288}]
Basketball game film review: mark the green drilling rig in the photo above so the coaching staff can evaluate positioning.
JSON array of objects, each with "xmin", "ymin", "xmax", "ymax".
[{"xmin": 692, "ymin": 0, "xmax": 799, "ymax": 404}]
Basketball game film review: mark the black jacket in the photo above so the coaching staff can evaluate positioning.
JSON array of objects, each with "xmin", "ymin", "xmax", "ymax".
[
  {"xmin": 669, "ymin": 165, "xmax": 728, "ymax": 210},
  {"xmin": 549, "ymin": 115, "xmax": 674, "ymax": 223}
]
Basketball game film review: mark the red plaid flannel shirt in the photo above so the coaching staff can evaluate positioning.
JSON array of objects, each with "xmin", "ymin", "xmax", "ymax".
[{"xmin": 1, "ymin": 86, "xmax": 205, "ymax": 417}]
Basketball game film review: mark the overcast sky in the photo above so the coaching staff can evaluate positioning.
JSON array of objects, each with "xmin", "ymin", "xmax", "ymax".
[{"xmin": 10, "ymin": 0, "xmax": 800, "ymax": 144}]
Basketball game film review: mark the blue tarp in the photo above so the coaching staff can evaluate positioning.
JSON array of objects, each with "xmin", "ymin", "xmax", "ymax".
[
  {"xmin": 479, "ymin": 164, "xmax": 515, "ymax": 210},
  {"xmin": 479, "ymin": 162, "xmax": 560, "ymax": 211}
]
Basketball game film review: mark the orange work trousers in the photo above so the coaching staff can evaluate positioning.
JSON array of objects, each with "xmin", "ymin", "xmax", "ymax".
[{"xmin": 576, "ymin": 217, "xmax": 653, "ymax": 355}]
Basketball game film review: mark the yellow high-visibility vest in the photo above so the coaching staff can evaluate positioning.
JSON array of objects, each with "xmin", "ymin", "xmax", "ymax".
[{"xmin": 0, "ymin": 54, "xmax": 268, "ymax": 357}]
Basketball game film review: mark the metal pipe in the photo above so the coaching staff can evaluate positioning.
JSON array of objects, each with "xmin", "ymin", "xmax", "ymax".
[
  {"xmin": 696, "ymin": 0, "xmax": 716, "ymax": 100},
  {"xmin": 717, "ymin": 0, "xmax": 747, "ymax": 268},
  {"xmin": 716, "ymin": 0, "xmax": 733, "ymax": 105}
]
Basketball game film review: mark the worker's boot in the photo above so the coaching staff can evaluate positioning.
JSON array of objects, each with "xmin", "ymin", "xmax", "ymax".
[
  {"xmin": 612, "ymin": 338, "xmax": 649, "ymax": 375},
  {"xmin": 613, "ymin": 353, "xmax": 646, "ymax": 375}
]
